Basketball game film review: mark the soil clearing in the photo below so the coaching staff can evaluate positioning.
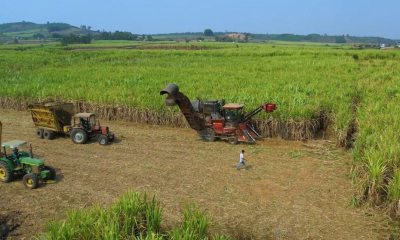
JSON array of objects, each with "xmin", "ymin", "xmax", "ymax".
[{"xmin": 0, "ymin": 109, "xmax": 391, "ymax": 239}]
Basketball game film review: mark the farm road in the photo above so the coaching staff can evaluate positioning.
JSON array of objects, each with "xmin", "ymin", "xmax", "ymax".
[{"xmin": 0, "ymin": 109, "xmax": 390, "ymax": 239}]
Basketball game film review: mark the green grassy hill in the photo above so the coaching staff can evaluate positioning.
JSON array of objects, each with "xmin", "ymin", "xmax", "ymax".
[{"xmin": 0, "ymin": 21, "xmax": 100, "ymax": 44}]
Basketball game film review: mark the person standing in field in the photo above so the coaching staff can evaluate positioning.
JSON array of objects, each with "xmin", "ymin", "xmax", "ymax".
[{"xmin": 237, "ymin": 150, "xmax": 248, "ymax": 170}]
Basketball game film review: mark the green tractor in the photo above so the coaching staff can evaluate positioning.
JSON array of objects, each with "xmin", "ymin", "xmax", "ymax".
[{"xmin": 0, "ymin": 140, "xmax": 56, "ymax": 189}]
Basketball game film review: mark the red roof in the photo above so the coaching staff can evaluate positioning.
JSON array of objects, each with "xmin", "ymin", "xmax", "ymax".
[{"xmin": 222, "ymin": 103, "xmax": 244, "ymax": 109}]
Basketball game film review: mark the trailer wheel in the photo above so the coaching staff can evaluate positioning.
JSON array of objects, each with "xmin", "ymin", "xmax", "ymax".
[
  {"xmin": 98, "ymin": 135, "xmax": 109, "ymax": 145},
  {"xmin": 228, "ymin": 137, "xmax": 238, "ymax": 145},
  {"xmin": 0, "ymin": 162, "xmax": 12, "ymax": 183},
  {"xmin": 43, "ymin": 130, "xmax": 54, "ymax": 140},
  {"xmin": 202, "ymin": 128, "xmax": 216, "ymax": 142},
  {"xmin": 36, "ymin": 129, "xmax": 44, "ymax": 139},
  {"xmin": 71, "ymin": 129, "xmax": 88, "ymax": 144},
  {"xmin": 23, "ymin": 173, "xmax": 38, "ymax": 189}
]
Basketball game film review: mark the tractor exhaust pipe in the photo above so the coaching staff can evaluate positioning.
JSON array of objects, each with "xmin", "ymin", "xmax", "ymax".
[{"xmin": 29, "ymin": 144, "xmax": 34, "ymax": 158}]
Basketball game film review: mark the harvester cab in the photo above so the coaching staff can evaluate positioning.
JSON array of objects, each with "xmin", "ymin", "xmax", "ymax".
[
  {"xmin": 222, "ymin": 104, "xmax": 244, "ymax": 127},
  {"xmin": 160, "ymin": 83, "xmax": 276, "ymax": 144}
]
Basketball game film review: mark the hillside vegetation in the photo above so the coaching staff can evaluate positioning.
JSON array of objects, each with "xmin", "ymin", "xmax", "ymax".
[{"xmin": 1, "ymin": 21, "xmax": 397, "ymax": 45}]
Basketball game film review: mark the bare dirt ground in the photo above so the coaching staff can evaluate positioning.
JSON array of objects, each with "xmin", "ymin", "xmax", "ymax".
[{"xmin": 0, "ymin": 109, "xmax": 392, "ymax": 239}]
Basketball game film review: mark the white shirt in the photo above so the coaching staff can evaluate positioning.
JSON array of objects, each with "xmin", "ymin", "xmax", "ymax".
[{"xmin": 240, "ymin": 152, "xmax": 244, "ymax": 162}]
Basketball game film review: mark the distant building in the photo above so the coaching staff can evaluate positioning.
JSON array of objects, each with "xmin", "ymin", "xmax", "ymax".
[{"xmin": 380, "ymin": 43, "xmax": 386, "ymax": 48}]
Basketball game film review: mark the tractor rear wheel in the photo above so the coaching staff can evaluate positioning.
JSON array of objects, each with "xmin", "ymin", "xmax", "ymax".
[
  {"xmin": 202, "ymin": 128, "xmax": 216, "ymax": 142},
  {"xmin": 0, "ymin": 162, "xmax": 12, "ymax": 183},
  {"xmin": 98, "ymin": 135, "xmax": 109, "ymax": 145},
  {"xmin": 71, "ymin": 129, "xmax": 88, "ymax": 144},
  {"xmin": 228, "ymin": 137, "xmax": 238, "ymax": 145},
  {"xmin": 44, "ymin": 166, "xmax": 56, "ymax": 180},
  {"xmin": 36, "ymin": 128, "xmax": 44, "ymax": 139},
  {"xmin": 43, "ymin": 130, "xmax": 54, "ymax": 140},
  {"xmin": 23, "ymin": 173, "xmax": 38, "ymax": 189}
]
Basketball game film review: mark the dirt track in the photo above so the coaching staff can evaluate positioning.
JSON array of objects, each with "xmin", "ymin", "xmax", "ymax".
[{"xmin": 0, "ymin": 109, "xmax": 390, "ymax": 239}]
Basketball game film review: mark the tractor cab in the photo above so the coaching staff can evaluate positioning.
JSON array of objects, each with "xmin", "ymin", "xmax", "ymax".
[
  {"xmin": 222, "ymin": 104, "xmax": 244, "ymax": 126},
  {"xmin": 1, "ymin": 140, "xmax": 29, "ymax": 161},
  {"xmin": 73, "ymin": 113, "xmax": 97, "ymax": 131}
]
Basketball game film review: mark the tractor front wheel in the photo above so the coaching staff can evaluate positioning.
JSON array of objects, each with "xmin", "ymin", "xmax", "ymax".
[
  {"xmin": 36, "ymin": 128, "xmax": 44, "ymax": 139},
  {"xmin": 98, "ymin": 135, "xmax": 109, "ymax": 145},
  {"xmin": 23, "ymin": 173, "xmax": 38, "ymax": 189},
  {"xmin": 202, "ymin": 128, "xmax": 216, "ymax": 142},
  {"xmin": 71, "ymin": 129, "xmax": 89, "ymax": 144},
  {"xmin": 43, "ymin": 130, "xmax": 55, "ymax": 140},
  {"xmin": 0, "ymin": 162, "xmax": 12, "ymax": 183},
  {"xmin": 44, "ymin": 166, "xmax": 56, "ymax": 180}
]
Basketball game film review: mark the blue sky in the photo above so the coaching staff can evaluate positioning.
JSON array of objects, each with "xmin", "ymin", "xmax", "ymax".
[{"xmin": 1, "ymin": 0, "xmax": 399, "ymax": 39}]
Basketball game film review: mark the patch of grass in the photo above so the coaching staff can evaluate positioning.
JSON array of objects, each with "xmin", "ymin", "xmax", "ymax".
[
  {"xmin": 287, "ymin": 150, "xmax": 310, "ymax": 159},
  {"xmin": 36, "ymin": 191, "xmax": 231, "ymax": 240}
]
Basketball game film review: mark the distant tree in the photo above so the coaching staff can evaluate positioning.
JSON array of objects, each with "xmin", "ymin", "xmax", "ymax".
[
  {"xmin": 204, "ymin": 29, "xmax": 214, "ymax": 36},
  {"xmin": 51, "ymin": 33, "xmax": 63, "ymax": 38},
  {"xmin": 215, "ymin": 35, "xmax": 234, "ymax": 42},
  {"xmin": 96, "ymin": 30, "xmax": 137, "ymax": 41},
  {"xmin": 13, "ymin": 38, "xmax": 18, "ymax": 44},
  {"xmin": 146, "ymin": 35, "xmax": 153, "ymax": 41},
  {"xmin": 33, "ymin": 33, "xmax": 45, "ymax": 39},
  {"xmin": 142, "ymin": 34, "xmax": 145, "ymax": 41},
  {"xmin": 80, "ymin": 25, "xmax": 87, "ymax": 30},
  {"xmin": 61, "ymin": 33, "xmax": 91, "ymax": 45},
  {"xmin": 88, "ymin": 26, "xmax": 92, "ymax": 31},
  {"xmin": 244, "ymin": 34, "xmax": 250, "ymax": 42},
  {"xmin": 335, "ymin": 36, "xmax": 346, "ymax": 43}
]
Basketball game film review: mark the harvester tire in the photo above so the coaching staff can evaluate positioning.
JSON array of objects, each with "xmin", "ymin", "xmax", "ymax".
[
  {"xmin": 23, "ymin": 173, "xmax": 38, "ymax": 189},
  {"xmin": 0, "ymin": 162, "xmax": 12, "ymax": 183},
  {"xmin": 71, "ymin": 129, "xmax": 88, "ymax": 144},
  {"xmin": 36, "ymin": 129, "xmax": 44, "ymax": 139},
  {"xmin": 202, "ymin": 128, "xmax": 216, "ymax": 142},
  {"xmin": 228, "ymin": 137, "xmax": 238, "ymax": 145},
  {"xmin": 43, "ymin": 130, "xmax": 54, "ymax": 140},
  {"xmin": 98, "ymin": 135, "xmax": 109, "ymax": 145},
  {"xmin": 44, "ymin": 166, "xmax": 56, "ymax": 180}
]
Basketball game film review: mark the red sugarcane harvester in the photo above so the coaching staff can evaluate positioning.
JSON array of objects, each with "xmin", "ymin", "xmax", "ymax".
[{"xmin": 160, "ymin": 84, "xmax": 276, "ymax": 144}]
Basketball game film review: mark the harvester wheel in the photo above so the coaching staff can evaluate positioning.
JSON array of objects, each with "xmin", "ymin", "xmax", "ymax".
[
  {"xmin": 202, "ymin": 128, "xmax": 216, "ymax": 142},
  {"xmin": 36, "ymin": 129, "xmax": 44, "ymax": 139},
  {"xmin": 228, "ymin": 137, "xmax": 238, "ymax": 145},
  {"xmin": 43, "ymin": 130, "xmax": 54, "ymax": 140},
  {"xmin": 0, "ymin": 162, "xmax": 12, "ymax": 183},
  {"xmin": 23, "ymin": 173, "xmax": 38, "ymax": 189},
  {"xmin": 71, "ymin": 129, "xmax": 88, "ymax": 144},
  {"xmin": 44, "ymin": 166, "xmax": 56, "ymax": 180},
  {"xmin": 98, "ymin": 135, "xmax": 109, "ymax": 145}
]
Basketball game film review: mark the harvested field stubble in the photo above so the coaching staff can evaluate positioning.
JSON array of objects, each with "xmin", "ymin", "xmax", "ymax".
[{"xmin": 0, "ymin": 109, "xmax": 391, "ymax": 239}]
